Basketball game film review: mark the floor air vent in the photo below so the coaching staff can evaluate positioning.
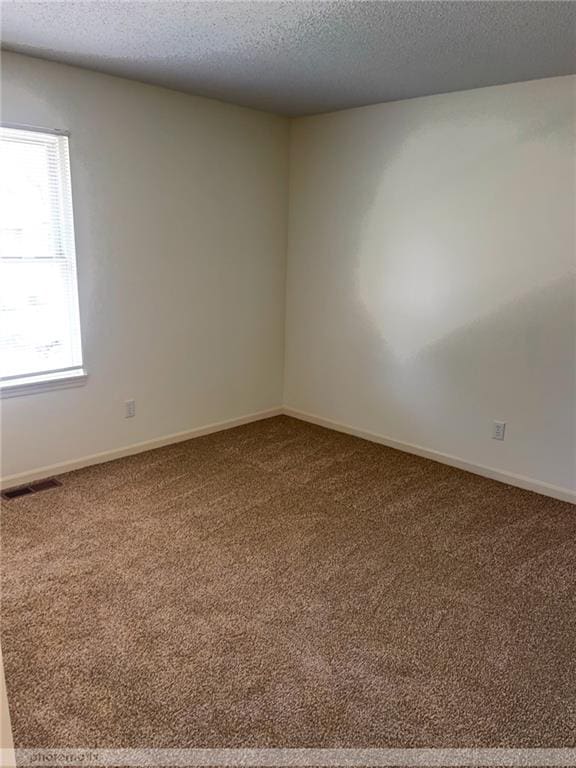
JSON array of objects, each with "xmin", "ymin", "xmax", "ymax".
[
  {"xmin": 30, "ymin": 478, "xmax": 63, "ymax": 492},
  {"xmin": 2, "ymin": 486, "xmax": 34, "ymax": 500},
  {"xmin": 2, "ymin": 478, "xmax": 62, "ymax": 501}
]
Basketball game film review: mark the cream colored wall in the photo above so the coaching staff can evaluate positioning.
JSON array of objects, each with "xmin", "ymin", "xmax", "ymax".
[
  {"xmin": 1, "ymin": 53, "xmax": 289, "ymax": 479},
  {"xmin": 285, "ymin": 76, "xmax": 576, "ymax": 494}
]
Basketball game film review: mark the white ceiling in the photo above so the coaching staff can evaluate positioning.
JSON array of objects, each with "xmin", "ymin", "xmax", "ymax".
[{"xmin": 1, "ymin": 1, "xmax": 575, "ymax": 117}]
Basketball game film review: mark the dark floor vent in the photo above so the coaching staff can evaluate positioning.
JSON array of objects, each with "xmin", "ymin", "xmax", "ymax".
[
  {"xmin": 2, "ymin": 486, "xmax": 34, "ymax": 500},
  {"xmin": 30, "ymin": 478, "xmax": 62, "ymax": 493},
  {"xmin": 2, "ymin": 478, "xmax": 62, "ymax": 501}
]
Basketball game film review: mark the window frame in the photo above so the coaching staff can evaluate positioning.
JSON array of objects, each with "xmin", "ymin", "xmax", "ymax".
[{"xmin": 0, "ymin": 122, "xmax": 87, "ymax": 398}]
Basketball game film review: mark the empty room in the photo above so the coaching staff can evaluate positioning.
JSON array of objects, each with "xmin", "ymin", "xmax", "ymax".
[{"xmin": 0, "ymin": 1, "xmax": 575, "ymax": 766}]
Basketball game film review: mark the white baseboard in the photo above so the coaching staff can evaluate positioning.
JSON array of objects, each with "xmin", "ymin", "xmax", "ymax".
[
  {"xmin": 0, "ymin": 408, "xmax": 282, "ymax": 490},
  {"xmin": 283, "ymin": 407, "xmax": 576, "ymax": 505},
  {"xmin": 3, "ymin": 405, "xmax": 574, "ymax": 504}
]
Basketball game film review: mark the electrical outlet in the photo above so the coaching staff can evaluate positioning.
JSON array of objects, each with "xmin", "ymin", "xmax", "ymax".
[
  {"xmin": 125, "ymin": 399, "xmax": 136, "ymax": 419},
  {"xmin": 492, "ymin": 421, "xmax": 506, "ymax": 441}
]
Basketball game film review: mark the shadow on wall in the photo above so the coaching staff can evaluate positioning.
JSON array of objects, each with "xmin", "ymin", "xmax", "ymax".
[
  {"xmin": 288, "ymin": 80, "xmax": 575, "ymax": 489},
  {"xmin": 360, "ymin": 274, "xmax": 576, "ymax": 488}
]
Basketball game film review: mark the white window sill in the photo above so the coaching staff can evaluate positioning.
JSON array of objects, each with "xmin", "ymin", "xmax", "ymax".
[{"xmin": 0, "ymin": 370, "xmax": 88, "ymax": 398}]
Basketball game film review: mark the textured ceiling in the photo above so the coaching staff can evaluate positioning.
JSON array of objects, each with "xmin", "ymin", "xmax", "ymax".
[{"xmin": 1, "ymin": 1, "xmax": 575, "ymax": 116}]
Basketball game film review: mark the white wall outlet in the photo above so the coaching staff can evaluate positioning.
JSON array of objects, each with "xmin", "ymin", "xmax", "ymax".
[
  {"xmin": 492, "ymin": 421, "xmax": 506, "ymax": 441},
  {"xmin": 125, "ymin": 399, "xmax": 136, "ymax": 419}
]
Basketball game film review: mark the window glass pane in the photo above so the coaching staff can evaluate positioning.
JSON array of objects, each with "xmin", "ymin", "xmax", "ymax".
[
  {"xmin": 0, "ymin": 259, "xmax": 79, "ymax": 377},
  {"xmin": 0, "ymin": 127, "xmax": 84, "ymax": 384},
  {"xmin": 0, "ymin": 139, "xmax": 60, "ymax": 259}
]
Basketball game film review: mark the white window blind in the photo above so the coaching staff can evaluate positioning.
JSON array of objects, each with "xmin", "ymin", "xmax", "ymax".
[{"xmin": 0, "ymin": 126, "xmax": 85, "ymax": 393}]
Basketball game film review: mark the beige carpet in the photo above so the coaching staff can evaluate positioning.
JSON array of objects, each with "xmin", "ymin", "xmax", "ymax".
[{"xmin": 2, "ymin": 416, "xmax": 575, "ymax": 748}]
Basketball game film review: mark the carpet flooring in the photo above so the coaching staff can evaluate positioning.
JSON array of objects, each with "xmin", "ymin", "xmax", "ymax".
[{"xmin": 2, "ymin": 415, "xmax": 575, "ymax": 749}]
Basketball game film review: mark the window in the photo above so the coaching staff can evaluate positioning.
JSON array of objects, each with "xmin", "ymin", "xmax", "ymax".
[{"xmin": 0, "ymin": 125, "xmax": 85, "ymax": 396}]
